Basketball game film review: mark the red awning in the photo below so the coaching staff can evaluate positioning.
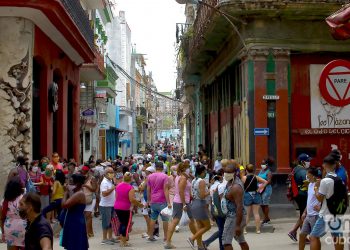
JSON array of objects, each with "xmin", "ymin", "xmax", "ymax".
[{"xmin": 326, "ymin": 4, "xmax": 350, "ymax": 40}]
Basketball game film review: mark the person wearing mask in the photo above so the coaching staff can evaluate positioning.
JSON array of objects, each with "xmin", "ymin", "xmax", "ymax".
[
  {"xmin": 146, "ymin": 161, "xmax": 171, "ymax": 242},
  {"xmin": 165, "ymin": 163, "xmax": 196, "ymax": 249},
  {"xmin": 114, "ymin": 172, "xmax": 144, "ymax": 247},
  {"xmin": 19, "ymin": 192, "xmax": 53, "ymax": 250},
  {"xmin": 38, "ymin": 165, "xmax": 54, "ymax": 216},
  {"xmin": 0, "ymin": 176, "xmax": 26, "ymax": 250},
  {"xmin": 42, "ymin": 170, "xmax": 65, "ymax": 222},
  {"xmin": 187, "ymin": 164, "xmax": 211, "ymax": 250},
  {"xmin": 28, "ymin": 161, "xmax": 41, "ymax": 193},
  {"xmin": 288, "ymin": 154, "xmax": 311, "ymax": 242},
  {"xmin": 241, "ymin": 164, "xmax": 268, "ymax": 234},
  {"xmin": 99, "ymin": 167, "xmax": 116, "ymax": 245},
  {"xmin": 51, "ymin": 153, "xmax": 63, "ymax": 171},
  {"xmin": 61, "ymin": 174, "xmax": 88, "ymax": 250},
  {"xmin": 222, "ymin": 160, "xmax": 249, "ymax": 250},
  {"xmin": 331, "ymin": 149, "xmax": 348, "ymax": 186},
  {"xmin": 258, "ymin": 159, "xmax": 273, "ymax": 226},
  {"xmin": 82, "ymin": 165, "xmax": 97, "ymax": 238},
  {"xmin": 310, "ymin": 155, "xmax": 345, "ymax": 250},
  {"xmin": 299, "ymin": 168, "xmax": 321, "ymax": 250},
  {"xmin": 214, "ymin": 153, "xmax": 223, "ymax": 173}
]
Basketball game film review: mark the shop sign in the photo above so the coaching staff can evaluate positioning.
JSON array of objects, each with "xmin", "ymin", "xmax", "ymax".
[
  {"xmin": 299, "ymin": 128, "xmax": 350, "ymax": 135},
  {"xmin": 310, "ymin": 64, "xmax": 350, "ymax": 128},
  {"xmin": 95, "ymin": 90, "xmax": 107, "ymax": 98},
  {"xmin": 98, "ymin": 122, "xmax": 109, "ymax": 130},
  {"xmin": 82, "ymin": 108, "xmax": 95, "ymax": 117},
  {"xmin": 263, "ymin": 95, "xmax": 280, "ymax": 100}
]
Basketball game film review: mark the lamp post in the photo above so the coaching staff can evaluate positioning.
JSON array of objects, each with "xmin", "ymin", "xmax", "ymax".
[{"xmin": 175, "ymin": 0, "xmax": 247, "ymax": 49}]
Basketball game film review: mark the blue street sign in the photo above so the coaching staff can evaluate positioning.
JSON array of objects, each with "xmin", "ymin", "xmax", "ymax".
[{"xmin": 254, "ymin": 128, "xmax": 269, "ymax": 136}]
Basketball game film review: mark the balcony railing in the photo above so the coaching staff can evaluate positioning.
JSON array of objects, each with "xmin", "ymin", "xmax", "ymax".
[
  {"xmin": 97, "ymin": 58, "xmax": 118, "ymax": 89},
  {"xmin": 60, "ymin": 0, "xmax": 94, "ymax": 49},
  {"xmin": 94, "ymin": 48, "xmax": 105, "ymax": 75}
]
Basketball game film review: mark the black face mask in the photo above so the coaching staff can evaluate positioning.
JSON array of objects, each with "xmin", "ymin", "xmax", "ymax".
[{"xmin": 19, "ymin": 208, "xmax": 27, "ymax": 220}]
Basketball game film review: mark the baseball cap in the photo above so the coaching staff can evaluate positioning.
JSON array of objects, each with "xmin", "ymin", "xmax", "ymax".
[
  {"xmin": 146, "ymin": 166, "xmax": 156, "ymax": 173},
  {"xmin": 82, "ymin": 165, "xmax": 90, "ymax": 172},
  {"xmin": 298, "ymin": 153, "xmax": 311, "ymax": 162}
]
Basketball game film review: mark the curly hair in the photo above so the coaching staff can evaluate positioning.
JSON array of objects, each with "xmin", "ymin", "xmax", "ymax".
[{"xmin": 4, "ymin": 176, "xmax": 24, "ymax": 201}]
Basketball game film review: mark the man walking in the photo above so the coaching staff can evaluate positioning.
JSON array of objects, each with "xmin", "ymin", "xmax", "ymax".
[
  {"xmin": 147, "ymin": 161, "xmax": 172, "ymax": 241},
  {"xmin": 99, "ymin": 167, "xmax": 116, "ymax": 245},
  {"xmin": 222, "ymin": 160, "xmax": 249, "ymax": 250}
]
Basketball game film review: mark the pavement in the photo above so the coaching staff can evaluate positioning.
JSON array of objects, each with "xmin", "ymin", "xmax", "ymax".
[{"xmin": 0, "ymin": 214, "xmax": 346, "ymax": 249}]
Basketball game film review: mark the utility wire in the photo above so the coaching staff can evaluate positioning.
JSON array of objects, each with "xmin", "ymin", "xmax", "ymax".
[{"xmin": 106, "ymin": 56, "xmax": 185, "ymax": 104}]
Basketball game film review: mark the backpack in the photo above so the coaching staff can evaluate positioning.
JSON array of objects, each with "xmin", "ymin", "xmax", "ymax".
[
  {"xmin": 287, "ymin": 168, "xmax": 300, "ymax": 201},
  {"xmin": 221, "ymin": 185, "xmax": 230, "ymax": 216},
  {"xmin": 326, "ymin": 175, "xmax": 348, "ymax": 215},
  {"xmin": 211, "ymin": 188, "xmax": 225, "ymax": 218}
]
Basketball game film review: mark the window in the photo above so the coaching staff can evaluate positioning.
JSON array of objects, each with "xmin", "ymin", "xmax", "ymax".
[{"xmin": 85, "ymin": 131, "xmax": 91, "ymax": 151}]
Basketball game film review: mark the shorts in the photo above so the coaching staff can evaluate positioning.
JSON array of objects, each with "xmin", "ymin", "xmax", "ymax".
[
  {"xmin": 172, "ymin": 202, "xmax": 193, "ymax": 220},
  {"xmin": 310, "ymin": 216, "xmax": 343, "ymax": 238},
  {"xmin": 244, "ymin": 192, "xmax": 261, "ymax": 206},
  {"xmin": 300, "ymin": 215, "xmax": 318, "ymax": 235},
  {"xmin": 222, "ymin": 215, "xmax": 247, "ymax": 245},
  {"xmin": 85, "ymin": 199, "xmax": 96, "ymax": 212},
  {"xmin": 150, "ymin": 203, "xmax": 169, "ymax": 222},
  {"xmin": 260, "ymin": 185, "xmax": 272, "ymax": 205},
  {"xmin": 191, "ymin": 199, "xmax": 209, "ymax": 220},
  {"xmin": 40, "ymin": 195, "xmax": 50, "ymax": 210},
  {"xmin": 100, "ymin": 206, "xmax": 114, "ymax": 229}
]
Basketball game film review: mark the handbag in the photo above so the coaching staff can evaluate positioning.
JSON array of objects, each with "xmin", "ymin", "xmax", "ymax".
[{"xmin": 26, "ymin": 176, "xmax": 37, "ymax": 193}]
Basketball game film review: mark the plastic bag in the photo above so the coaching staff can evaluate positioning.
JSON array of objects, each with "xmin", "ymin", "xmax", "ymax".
[
  {"xmin": 160, "ymin": 207, "xmax": 173, "ymax": 218},
  {"xmin": 179, "ymin": 211, "xmax": 190, "ymax": 227}
]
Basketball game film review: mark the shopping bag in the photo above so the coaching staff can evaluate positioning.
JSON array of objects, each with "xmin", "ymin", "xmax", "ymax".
[
  {"xmin": 160, "ymin": 207, "xmax": 173, "ymax": 218},
  {"xmin": 179, "ymin": 211, "xmax": 190, "ymax": 227}
]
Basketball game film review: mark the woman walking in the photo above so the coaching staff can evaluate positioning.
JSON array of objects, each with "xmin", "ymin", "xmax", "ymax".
[
  {"xmin": 242, "ymin": 164, "xmax": 268, "ymax": 234},
  {"xmin": 61, "ymin": 174, "xmax": 89, "ymax": 250},
  {"xmin": 0, "ymin": 176, "xmax": 26, "ymax": 250},
  {"xmin": 258, "ymin": 160, "xmax": 273, "ymax": 225},
  {"xmin": 165, "ymin": 163, "xmax": 196, "ymax": 249},
  {"xmin": 82, "ymin": 165, "xmax": 97, "ymax": 238},
  {"xmin": 114, "ymin": 172, "xmax": 143, "ymax": 247},
  {"xmin": 187, "ymin": 165, "xmax": 211, "ymax": 250}
]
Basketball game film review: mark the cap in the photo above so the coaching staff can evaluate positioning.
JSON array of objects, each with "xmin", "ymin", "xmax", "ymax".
[
  {"xmin": 82, "ymin": 166, "xmax": 90, "ymax": 172},
  {"xmin": 298, "ymin": 153, "xmax": 311, "ymax": 162},
  {"xmin": 146, "ymin": 166, "xmax": 156, "ymax": 173}
]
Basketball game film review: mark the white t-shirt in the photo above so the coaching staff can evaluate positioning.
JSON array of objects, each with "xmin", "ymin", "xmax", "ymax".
[
  {"xmin": 99, "ymin": 177, "xmax": 115, "ymax": 207},
  {"xmin": 307, "ymin": 182, "xmax": 321, "ymax": 216},
  {"xmin": 210, "ymin": 181, "xmax": 221, "ymax": 197},
  {"xmin": 318, "ymin": 173, "xmax": 336, "ymax": 218},
  {"xmin": 214, "ymin": 160, "xmax": 222, "ymax": 172},
  {"xmin": 218, "ymin": 180, "xmax": 228, "ymax": 196}
]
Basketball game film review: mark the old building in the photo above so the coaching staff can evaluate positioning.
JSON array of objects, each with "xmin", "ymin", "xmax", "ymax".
[{"xmin": 178, "ymin": 0, "xmax": 350, "ymax": 192}]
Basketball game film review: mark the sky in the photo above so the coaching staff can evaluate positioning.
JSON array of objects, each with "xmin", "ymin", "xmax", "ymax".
[{"xmin": 115, "ymin": 0, "xmax": 185, "ymax": 92}]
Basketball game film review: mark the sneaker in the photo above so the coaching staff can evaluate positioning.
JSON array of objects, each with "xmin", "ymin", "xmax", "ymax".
[
  {"xmin": 142, "ymin": 233, "xmax": 149, "ymax": 238},
  {"xmin": 175, "ymin": 225, "xmax": 180, "ymax": 232},
  {"xmin": 147, "ymin": 237, "xmax": 157, "ymax": 242},
  {"xmin": 256, "ymin": 230, "xmax": 261, "ymax": 234},
  {"xmin": 101, "ymin": 239, "xmax": 115, "ymax": 245},
  {"xmin": 288, "ymin": 232, "xmax": 297, "ymax": 242},
  {"xmin": 110, "ymin": 238, "xmax": 120, "ymax": 243},
  {"xmin": 187, "ymin": 238, "xmax": 195, "ymax": 250},
  {"xmin": 244, "ymin": 228, "xmax": 247, "ymax": 234},
  {"xmin": 262, "ymin": 219, "xmax": 271, "ymax": 225},
  {"xmin": 164, "ymin": 243, "xmax": 176, "ymax": 249}
]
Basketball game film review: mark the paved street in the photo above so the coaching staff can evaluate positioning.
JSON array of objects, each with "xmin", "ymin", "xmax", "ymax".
[{"xmin": 1, "ymin": 215, "xmax": 341, "ymax": 250}]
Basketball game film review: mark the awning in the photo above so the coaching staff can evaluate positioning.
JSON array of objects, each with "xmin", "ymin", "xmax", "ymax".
[{"xmin": 326, "ymin": 4, "xmax": 350, "ymax": 40}]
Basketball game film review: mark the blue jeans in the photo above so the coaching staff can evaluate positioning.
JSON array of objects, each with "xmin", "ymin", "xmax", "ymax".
[
  {"xmin": 203, "ymin": 216, "xmax": 225, "ymax": 250},
  {"xmin": 42, "ymin": 199, "xmax": 62, "ymax": 218}
]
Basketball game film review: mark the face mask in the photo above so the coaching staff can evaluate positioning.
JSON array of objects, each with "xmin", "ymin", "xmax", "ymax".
[
  {"xmin": 19, "ymin": 208, "xmax": 27, "ymax": 219},
  {"xmin": 63, "ymin": 170, "xmax": 69, "ymax": 175},
  {"xmin": 185, "ymin": 168, "xmax": 191, "ymax": 175},
  {"xmin": 107, "ymin": 173, "xmax": 114, "ymax": 179},
  {"xmin": 142, "ymin": 171, "xmax": 147, "ymax": 178},
  {"xmin": 305, "ymin": 176, "xmax": 310, "ymax": 182},
  {"xmin": 304, "ymin": 162, "xmax": 311, "ymax": 169},
  {"xmin": 41, "ymin": 162, "xmax": 48, "ymax": 170},
  {"xmin": 224, "ymin": 173, "xmax": 234, "ymax": 182},
  {"xmin": 194, "ymin": 162, "xmax": 199, "ymax": 166},
  {"xmin": 261, "ymin": 165, "xmax": 267, "ymax": 170},
  {"xmin": 45, "ymin": 170, "xmax": 51, "ymax": 176},
  {"xmin": 173, "ymin": 171, "xmax": 177, "ymax": 176},
  {"xmin": 68, "ymin": 185, "xmax": 76, "ymax": 192},
  {"xmin": 32, "ymin": 166, "xmax": 39, "ymax": 173}
]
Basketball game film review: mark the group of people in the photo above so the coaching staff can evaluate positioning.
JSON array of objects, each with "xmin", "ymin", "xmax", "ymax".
[{"xmin": 287, "ymin": 149, "xmax": 348, "ymax": 250}]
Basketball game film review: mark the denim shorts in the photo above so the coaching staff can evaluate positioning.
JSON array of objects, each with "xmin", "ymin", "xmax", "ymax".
[
  {"xmin": 260, "ymin": 185, "xmax": 272, "ymax": 205},
  {"xmin": 150, "ymin": 203, "xmax": 169, "ymax": 222},
  {"xmin": 222, "ymin": 215, "xmax": 247, "ymax": 245},
  {"xmin": 300, "ymin": 215, "xmax": 318, "ymax": 235},
  {"xmin": 310, "ymin": 216, "xmax": 343, "ymax": 238},
  {"xmin": 100, "ymin": 206, "xmax": 114, "ymax": 229},
  {"xmin": 244, "ymin": 192, "xmax": 261, "ymax": 206}
]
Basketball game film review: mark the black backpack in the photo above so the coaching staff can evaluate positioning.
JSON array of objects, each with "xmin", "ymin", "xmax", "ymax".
[
  {"xmin": 326, "ymin": 176, "xmax": 348, "ymax": 215},
  {"xmin": 211, "ymin": 188, "xmax": 225, "ymax": 218}
]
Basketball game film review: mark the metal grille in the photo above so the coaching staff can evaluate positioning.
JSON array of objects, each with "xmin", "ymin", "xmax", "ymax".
[{"xmin": 60, "ymin": 0, "xmax": 94, "ymax": 49}]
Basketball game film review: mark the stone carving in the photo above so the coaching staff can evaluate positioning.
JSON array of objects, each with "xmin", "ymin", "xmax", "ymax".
[{"xmin": 0, "ymin": 50, "xmax": 31, "ymax": 160}]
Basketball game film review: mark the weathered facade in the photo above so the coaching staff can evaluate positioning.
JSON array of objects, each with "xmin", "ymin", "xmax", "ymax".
[{"xmin": 179, "ymin": 0, "xmax": 350, "ymax": 187}]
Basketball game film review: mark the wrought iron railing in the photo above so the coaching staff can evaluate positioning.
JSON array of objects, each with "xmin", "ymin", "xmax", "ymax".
[{"xmin": 60, "ymin": 0, "xmax": 94, "ymax": 49}]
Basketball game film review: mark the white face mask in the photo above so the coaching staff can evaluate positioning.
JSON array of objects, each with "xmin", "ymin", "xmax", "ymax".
[
  {"xmin": 304, "ymin": 162, "xmax": 311, "ymax": 169},
  {"xmin": 173, "ymin": 171, "xmax": 177, "ymax": 176},
  {"xmin": 224, "ymin": 173, "xmax": 234, "ymax": 182},
  {"xmin": 261, "ymin": 165, "xmax": 267, "ymax": 170},
  {"xmin": 32, "ymin": 166, "xmax": 39, "ymax": 173},
  {"xmin": 194, "ymin": 162, "xmax": 199, "ymax": 166}
]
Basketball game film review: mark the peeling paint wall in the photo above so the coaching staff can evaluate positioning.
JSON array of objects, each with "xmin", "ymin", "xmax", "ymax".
[{"xmin": 0, "ymin": 17, "xmax": 34, "ymax": 191}]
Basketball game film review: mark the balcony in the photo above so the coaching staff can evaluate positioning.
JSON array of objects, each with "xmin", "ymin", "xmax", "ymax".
[
  {"xmin": 60, "ymin": 0, "xmax": 94, "ymax": 50},
  {"xmin": 82, "ymin": 0, "xmax": 105, "ymax": 10},
  {"xmin": 183, "ymin": 0, "xmax": 349, "ymax": 78},
  {"xmin": 81, "ymin": 48, "xmax": 106, "ymax": 81},
  {"xmin": 96, "ymin": 57, "xmax": 118, "ymax": 95}
]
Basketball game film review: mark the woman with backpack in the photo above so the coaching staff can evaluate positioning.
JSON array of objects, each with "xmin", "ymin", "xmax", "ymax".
[{"xmin": 242, "ymin": 164, "xmax": 268, "ymax": 234}]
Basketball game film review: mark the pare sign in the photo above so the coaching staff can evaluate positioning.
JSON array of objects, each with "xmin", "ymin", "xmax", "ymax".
[{"xmin": 319, "ymin": 60, "xmax": 350, "ymax": 107}]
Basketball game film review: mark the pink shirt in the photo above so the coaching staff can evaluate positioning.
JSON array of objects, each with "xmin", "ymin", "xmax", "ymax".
[
  {"xmin": 147, "ymin": 172, "xmax": 169, "ymax": 204},
  {"xmin": 174, "ymin": 176, "xmax": 191, "ymax": 204},
  {"xmin": 114, "ymin": 182, "xmax": 133, "ymax": 210},
  {"xmin": 168, "ymin": 176, "xmax": 175, "ymax": 196}
]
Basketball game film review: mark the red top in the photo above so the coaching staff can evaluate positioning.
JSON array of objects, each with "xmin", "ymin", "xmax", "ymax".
[{"xmin": 39, "ymin": 174, "xmax": 53, "ymax": 195}]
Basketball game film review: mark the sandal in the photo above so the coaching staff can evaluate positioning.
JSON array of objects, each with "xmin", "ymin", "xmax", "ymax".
[{"xmin": 120, "ymin": 242, "xmax": 132, "ymax": 247}]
